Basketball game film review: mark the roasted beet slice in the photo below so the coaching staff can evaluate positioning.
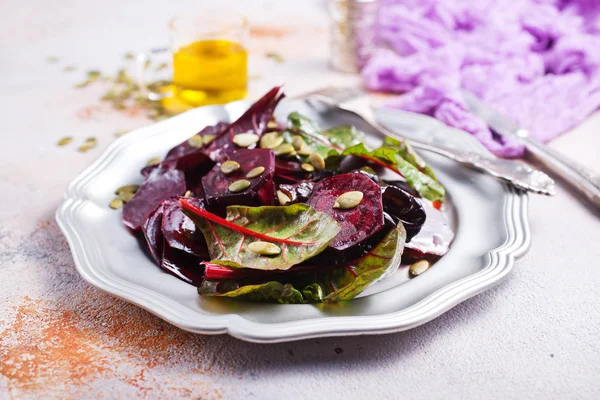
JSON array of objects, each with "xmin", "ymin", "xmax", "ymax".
[
  {"xmin": 204, "ymin": 87, "xmax": 284, "ymax": 162},
  {"xmin": 202, "ymin": 148, "xmax": 276, "ymax": 215},
  {"xmin": 122, "ymin": 167, "xmax": 187, "ymax": 231},
  {"xmin": 278, "ymin": 182, "xmax": 314, "ymax": 204},
  {"xmin": 307, "ymin": 172, "xmax": 384, "ymax": 251},
  {"xmin": 165, "ymin": 122, "xmax": 228, "ymax": 161},
  {"xmin": 162, "ymin": 198, "xmax": 209, "ymax": 259},
  {"xmin": 403, "ymin": 200, "xmax": 454, "ymax": 261},
  {"xmin": 381, "ymin": 185, "xmax": 426, "ymax": 242},
  {"xmin": 141, "ymin": 203, "xmax": 165, "ymax": 265},
  {"xmin": 161, "ymin": 244, "xmax": 205, "ymax": 286}
]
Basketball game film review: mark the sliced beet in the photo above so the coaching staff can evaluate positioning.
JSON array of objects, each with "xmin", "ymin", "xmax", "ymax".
[
  {"xmin": 161, "ymin": 244, "xmax": 205, "ymax": 286},
  {"xmin": 278, "ymin": 182, "xmax": 314, "ymax": 204},
  {"xmin": 204, "ymin": 87, "xmax": 284, "ymax": 162},
  {"xmin": 141, "ymin": 202, "xmax": 165, "ymax": 265},
  {"xmin": 403, "ymin": 200, "xmax": 454, "ymax": 261},
  {"xmin": 381, "ymin": 185, "xmax": 426, "ymax": 242},
  {"xmin": 161, "ymin": 198, "xmax": 209, "ymax": 259},
  {"xmin": 307, "ymin": 172, "xmax": 385, "ymax": 251},
  {"xmin": 122, "ymin": 167, "xmax": 187, "ymax": 231},
  {"xmin": 165, "ymin": 122, "xmax": 228, "ymax": 161},
  {"xmin": 202, "ymin": 148, "xmax": 276, "ymax": 215}
]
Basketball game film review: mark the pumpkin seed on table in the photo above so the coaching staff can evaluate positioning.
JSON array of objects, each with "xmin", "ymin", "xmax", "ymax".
[
  {"xmin": 232, "ymin": 132, "xmax": 259, "ymax": 147},
  {"xmin": 273, "ymin": 143, "xmax": 294, "ymax": 156},
  {"xmin": 409, "ymin": 260, "xmax": 430, "ymax": 277},
  {"xmin": 188, "ymin": 135, "xmax": 204, "ymax": 148},
  {"xmin": 277, "ymin": 190, "xmax": 291, "ymax": 205},
  {"xmin": 291, "ymin": 135, "xmax": 305, "ymax": 151},
  {"xmin": 229, "ymin": 179, "xmax": 251, "ymax": 193},
  {"xmin": 221, "ymin": 160, "xmax": 241, "ymax": 175},
  {"xmin": 333, "ymin": 191, "xmax": 364, "ymax": 209},
  {"xmin": 301, "ymin": 163, "xmax": 315, "ymax": 172},
  {"xmin": 109, "ymin": 197, "xmax": 124, "ymax": 210},
  {"xmin": 309, "ymin": 152, "xmax": 325, "ymax": 171},
  {"xmin": 56, "ymin": 136, "xmax": 73, "ymax": 147},
  {"xmin": 260, "ymin": 132, "xmax": 283, "ymax": 149},
  {"xmin": 246, "ymin": 166, "xmax": 265, "ymax": 179},
  {"xmin": 248, "ymin": 241, "xmax": 281, "ymax": 256}
]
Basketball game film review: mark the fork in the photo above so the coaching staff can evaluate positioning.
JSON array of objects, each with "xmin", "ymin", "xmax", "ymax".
[{"xmin": 293, "ymin": 87, "xmax": 556, "ymax": 196}]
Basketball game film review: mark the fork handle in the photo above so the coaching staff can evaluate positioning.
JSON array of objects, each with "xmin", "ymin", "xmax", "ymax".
[
  {"xmin": 334, "ymin": 100, "xmax": 556, "ymax": 195},
  {"xmin": 521, "ymin": 135, "xmax": 600, "ymax": 209}
]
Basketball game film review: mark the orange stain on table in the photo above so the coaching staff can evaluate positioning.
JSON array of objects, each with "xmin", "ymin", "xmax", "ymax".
[{"xmin": 0, "ymin": 290, "xmax": 223, "ymax": 399}]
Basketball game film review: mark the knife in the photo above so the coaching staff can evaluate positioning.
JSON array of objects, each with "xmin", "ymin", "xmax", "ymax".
[{"xmin": 462, "ymin": 90, "xmax": 600, "ymax": 211}]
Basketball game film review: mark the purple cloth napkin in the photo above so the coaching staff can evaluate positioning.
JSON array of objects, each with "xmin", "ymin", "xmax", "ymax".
[{"xmin": 362, "ymin": 0, "xmax": 600, "ymax": 157}]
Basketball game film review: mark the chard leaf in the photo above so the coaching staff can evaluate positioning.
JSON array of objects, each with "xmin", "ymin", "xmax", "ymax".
[
  {"xmin": 383, "ymin": 136, "xmax": 438, "ymax": 180},
  {"xmin": 324, "ymin": 125, "xmax": 365, "ymax": 149},
  {"xmin": 342, "ymin": 143, "xmax": 445, "ymax": 201},
  {"xmin": 181, "ymin": 200, "xmax": 341, "ymax": 271},
  {"xmin": 285, "ymin": 112, "xmax": 341, "ymax": 159},
  {"xmin": 322, "ymin": 223, "xmax": 406, "ymax": 301},
  {"xmin": 198, "ymin": 223, "xmax": 406, "ymax": 303},
  {"xmin": 199, "ymin": 281, "xmax": 306, "ymax": 304}
]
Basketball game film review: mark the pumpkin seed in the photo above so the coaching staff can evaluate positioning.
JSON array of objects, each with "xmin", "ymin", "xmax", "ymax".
[
  {"xmin": 297, "ymin": 145, "xmax": 312, "ymax": 156},
  {"xmin": 124, "ymin": 52, "xmax": 135, "ymax": 60},
  {"xmin": 184, "ymin": 190, "xmax": 193, "ymax": 197},
  {"xmin": 276, "ymin": 190, "xmax": 291, "ymax": 205},
  {"xmin": 202, "ymin": 134, "xmax": 215, "ymax": 145},
  {"xmin": 248, "ymin": 241, "xmax": 281, "ymax": 256},
  {"xmin": 291, "ymin": 135, "xmax": 305, "ymax": 151},
  {"xmin": 146, "ymin": 157, "xmax": 161, "ymax": 166},
  {"xmin": 267, "ymin": 121, "xmax": 279, "ymax": 129},
  {"xmin": 56, "ymin": 136, "xmax": 73, "ymax": 147},
  {"xmin": 274, "ymin": 143, "xmax": 294, "ymax": 156},
  {"xmin": 301, "ymin": 163, "xmax": 315, "ymax": 172},
  {"xmin": 246, "ymin": 166, "xmax": 265, "ymax": 179},
  {"xmin": 229, "ymin": 179, "xmax": 251, "ymax": 193},
  {"xmin": 309, "ymin": 152, "xmax": 325, "ymax": 171},
  {"xmin": 109, "ymin": 197, "xmax": 124, "ymax": 210},
  {"xmin": 119, "ymin": 191, "xmax": 136, "ymax": 202},
  {"xmin": 259, "ymin": 132, "xmax": 283, "ymax": 149},
  {"xmin": 78, "ymin": 143, "xmax": 94, "ymax": 153},
  {"xmin": 187, "ymin": 135, "xmax": 204, "ymax": 148},
  {"xmin": 115, "ymin": 184, "xmax": 139, "ymax": 195},
  {"xmin": 265, "ymin": 52, "xmax": 284, "ymax": 63},
  {"xmin": 85, "ymin": 137, "xmax": 97, "ymax": 144},
  {"xmin": 232, "ymin": 132, "xmax": 259, "ymax": 148},
  {"xmin": 333, "ymin": 191, "xmax": 364, "ymax": 209},
  {"xmin": 114, "ymin": 130, "xmax": 129, "ymax": 137},
  {"xmin": 409, "ymin": 260, "xmax": 430, "ymax": 277},
  {"xmin": 221, "ymin": 160, "xmax": 241, "ymax": 175}
]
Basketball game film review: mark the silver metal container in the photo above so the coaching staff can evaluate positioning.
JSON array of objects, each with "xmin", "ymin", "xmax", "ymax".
[{"xmin": 328, "ymin": 0, "xmax": 378, "ymax": 73}]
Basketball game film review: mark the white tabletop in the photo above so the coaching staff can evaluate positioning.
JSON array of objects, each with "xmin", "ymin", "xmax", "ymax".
[{"xmin": 1, "ymin": 0, "xmax": 600, "ymax": 398}]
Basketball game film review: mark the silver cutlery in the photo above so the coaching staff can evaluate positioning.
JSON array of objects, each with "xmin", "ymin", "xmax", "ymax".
[
  {"xmin": 462, "ymin": 90, "xmax": 600, "ymax": 210},
  {"xmin": 295, "ymin": 87, "xmax": 556, "ymax": 196}
]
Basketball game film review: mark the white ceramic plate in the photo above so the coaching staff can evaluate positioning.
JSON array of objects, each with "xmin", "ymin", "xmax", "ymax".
[{"xmin": 56, "ymin": 98, "xmax": 530, "ymax": 343}]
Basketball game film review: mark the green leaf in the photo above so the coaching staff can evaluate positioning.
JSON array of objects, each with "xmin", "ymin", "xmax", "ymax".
[
  {"xmin": 198, "ymin": 223, "xmax": 406, "ymax": 303},
  {"xmin": 322, "ymin": 223, "xmax": 406, "ymax": 301},
  {"xmin": 181, "ymin": 200, "xmax": 341, "ymax": 271},
  {"xmin": 342, "ymin": 143, "xmax": 445, "ymax": 201},
  {"xmin": 284, "ymin": 112, "xmax": 341, "ymax": 159},
  {"xmin": 383, "ymin": 136, "xmax": 438, "ymax": 180},
  {"xmin": 324, "ymin": 125, "xmax": 365, "ymax": 149},
  {"xmin": 199, "ymin": 281, "xmax": 306, "ymax": 304}
]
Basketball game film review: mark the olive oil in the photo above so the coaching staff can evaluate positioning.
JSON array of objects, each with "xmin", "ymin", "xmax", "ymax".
[{"xmin": 171, "ymin": 39, "xmax": 247, "ymax": 106}]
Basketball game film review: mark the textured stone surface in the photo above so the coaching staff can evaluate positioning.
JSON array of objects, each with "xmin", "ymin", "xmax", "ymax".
[{"xmin": 1, "ymin": 0, "xmax": 600, "ymax": 399}]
